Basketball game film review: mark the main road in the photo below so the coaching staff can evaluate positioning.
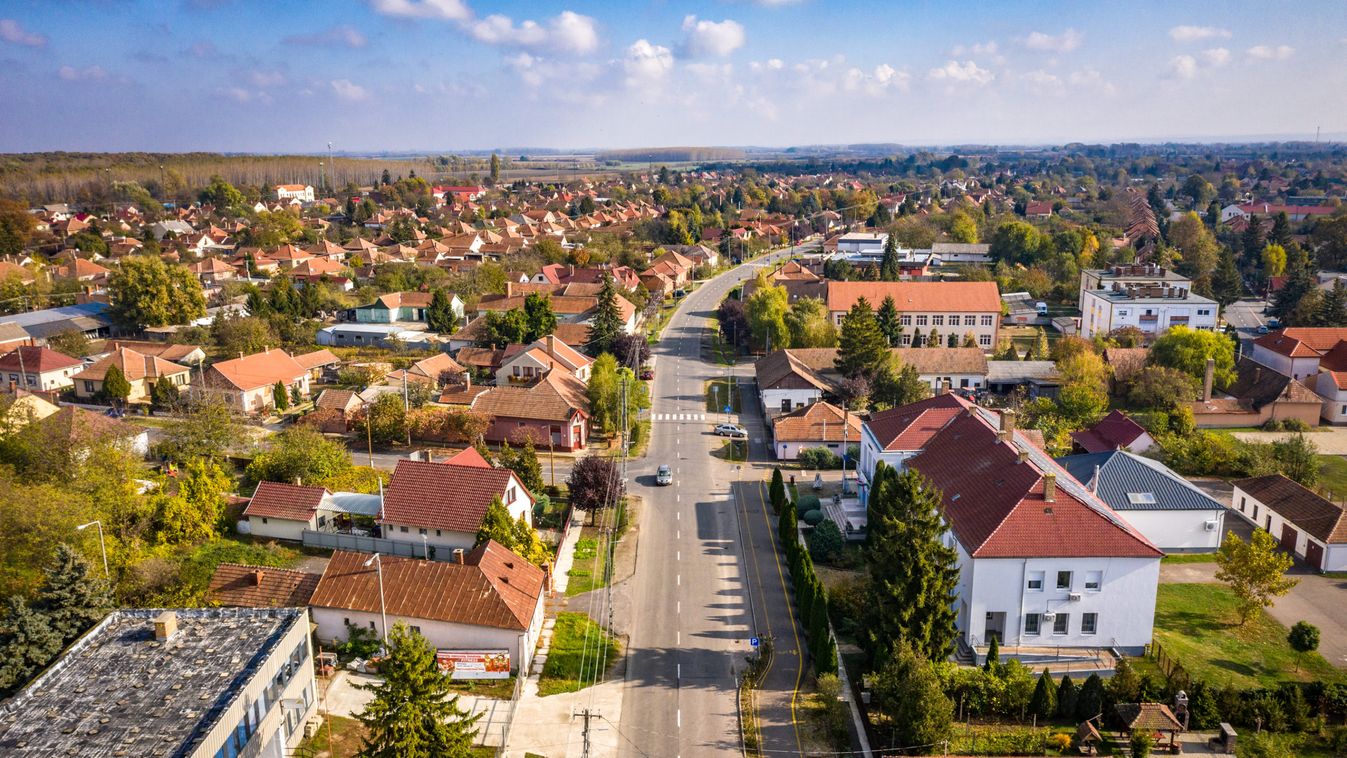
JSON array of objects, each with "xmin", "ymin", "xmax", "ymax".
[{"xmin": 616, "ymin": 243, "xmax": 814, "ymax": 757}]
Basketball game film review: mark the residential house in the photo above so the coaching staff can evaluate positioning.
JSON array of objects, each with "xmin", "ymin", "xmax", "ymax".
[
  {"xmin": 985, "ymin": 360, "xmax": 1062, "ymax": 398},
  {"xmin": 187, "ymin": 257, "xmax": 237, "ymax": 286},
  {"xmin": 0, "ymin": 391, "xmax": 60, "ymax": 435},
  {"xmin": 0, "ymin": 346, "xmax": 84, "ymax": 391},
  {"xmin": 468, "ymin": 370, "xmax": 590, "ymax": 450},
  {"xmin": 495, "ymin": 336, "xmax": 592, "ymax": 386},
  {"xmin": 72, "ymin": 347, "xmax": 192, "ymax": 403},
  {"xmin": 206, "ymin": 564, "xmax": 322, "ymax": 608},
  {"xmin": 105, "ymin": 340, "xmax": 206, "ymax": 366},
  {"xmin": 317, "ymin": 323, "xmax": 440, "ymax": 350},
  {"xmin": 0, "ymin": 608, "xmax": 317, "ymax": 758},
  {"xmin": 1025, "ymin": 201, "xmax": 1054, "ymax": 218},
  {"xmin": 198, "ymin": 348, "xmax": 315, "ymax": 414},
  {"xmin": 1220, "ymin": 202, "xmax": 1335, "ymax": 223},
  {"xmin": 824, "ymin": 281, "xmax": 1002, "ymax": 350},
  {"xmin": 891, "ymin": 347, "xmax": 990, "ymax": 392},
  {"xmin": 35, "ymin": 405, "xmax": 150, "ymax": 458},
  {"xmin": 771, "ymin": 401, "xmax": 862, "ymax": 461},
  {"xmin": 476, "ymin": 288, "xmax": 638, "ymax": 335},
  {"xmin": 387, "ymin": 352, "xmax": 468, "ymax": 387},
  {"xmin": 275, "ymin": 184, "xmax": 315, "ymax": 203},
  {"xmin": 754, "ymin": 349, "xmax": 835, "ymax": 416},
  {"xmin": 1069, "ymin": 410, "xmax": 1156, "ymax": 455},
  {"xmin": 242, "ymin": 481, "xmax": 382, "ymax": 542},
  {"xmin": 1231, "ymin": 475, "xmax": 1347, "ymax": 572},
  {"xmin": 1079, "ymin": 264, "xmax": 1191, "ymax": 303},
  {"xmin": 1057, "ymin": 450, "xmax": 1225, "ymax": 552},
  {"xmin": 353, "ymin": 291, "xmax": 463, "ymax": 325},
  {"xmin": 293, "ymin": 348, "xmax": 341, "ymax": 380},
  {"xmin": 308, "ymin": 543, "xmax": 545, "ymax": 676},
  {"xmin": 307, "ymin": 389, "xmax": 365, "ymax": 433},
  {"xmin": 1191, "ymin": 356, "xmax": 1322, "ymax": 428},
  {"xmin": 380, "ymin": 448, "xmax": 534, "ymax": 551},
  {"xmin": 1080, "ymin": 282, "xmax": 1218, "ymax": 340},
  {"xmin": 1249, "ymin": 328, "xmax": 1347, "ymax": 381},
  {"xmin": 857, "ymin": 395, "xmax": 1162, "ymax": 657}
]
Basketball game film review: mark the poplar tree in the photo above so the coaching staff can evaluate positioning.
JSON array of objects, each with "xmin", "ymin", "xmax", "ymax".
[
  {"xmin": 1056, "ymin": 674, "xmax": 1079, "ymax": 720},
  {"xmin": 357, "ymin": 624, "xmax": 480, "ymax": 758}
]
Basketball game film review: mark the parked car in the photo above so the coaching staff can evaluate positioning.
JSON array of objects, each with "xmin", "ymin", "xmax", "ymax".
[
  {"xmin": 714, "ymin": 423, "xmax": 748, "ymax": 438},
  {"xmin": 656, "ymin": 464, "xmax": 673, "ymax": 486},
  {"xmin": 1256, "ymin": 325, "xmax": 1270, "ymax": 334},
  {"xmin": 640, "ymin": 367, "xmax": 655, "ymax": 380}
]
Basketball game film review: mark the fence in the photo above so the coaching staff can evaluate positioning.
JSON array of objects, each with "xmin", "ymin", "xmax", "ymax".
[
  {"xmin": 1148, "ymin": 640, "xmax": 1191, "ymax": 691},
  {"xmin": 301, "ymin": 530, "xmax": 459, "ymax": 561}
]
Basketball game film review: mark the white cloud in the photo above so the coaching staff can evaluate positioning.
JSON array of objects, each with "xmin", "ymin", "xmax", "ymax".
[
  {"xmin": 843, "ymin": 63, "xmax": 910, "ymax": 95},
  {"xmin": 549, "ymin": 11, "xmax": 599, "ymax": 54},
  {"xmin": 465, "ymin": 9, "xmax": 598, "ymax": 54},
  {"xmin": 1201, "ymin": 47, "xmax": 1231, "ymax": 66},
  {"xmin": 57, "ymin": 65, "xmax": 107, "ymax": 81},
  {"xmin": 1023, "ymin": 69, "xmax": 1062, "ymax": 94},
  {"xmin": 220, "ymin": 86, "xmax": 254, "ymax": 103},
  {"xmin": 248, "ymin": 69, "xmax": 287, "ymax": 87},
  {"xmin": 927, "ymin": 59, "xmax": 994, "ymax": 85},
  {"xmin": 283, "ymin": 25, "xmax": 367, "ymax": 48},
  {"xmin": 624, "ymin": 38, "xmax": 674, "ymax": 84},
  {"xmin": 1169, "ymin": 54, "xmax": 1198, "ymax": 79},
  {"xmin": 330, "ymin": 79, "xmax": 369, "ymax": 101},
  {"xmin": 680, "ymin": 15, "xmax": 746, "ymax": 58},
  {"xmin": 1067, "ymin": 67, "xmax": 1115, "ymax": 94},
  {"xmin": 0, "ymin": 18, "xmax": 47, "ymax": 47},
  {"xmin": 952, "ymin": 40, "xmax": 998, "ymax": 57},
  {"xmin": 1247, "ymin": 44, "xmax": 1294, "ymax": 60},
  {"xmin": 368, "ymin": 0, "xmax": 470, "ymax": 21},
  {"xmin": 467, "ymin": 15, "xmax": 547, "ymax": 47},
  {"xmin": 1023, "ymin": 28, "xmax": 1082, "ymax": 53},
  {"xmin": 1169, "ymin": 25, "xmax": 1230, "ymax": 43}
]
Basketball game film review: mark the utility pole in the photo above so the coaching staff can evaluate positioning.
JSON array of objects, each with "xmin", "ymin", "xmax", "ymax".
[{"xmin": 578, "ymin": 707, "xmax": 597, "ymax": 758}]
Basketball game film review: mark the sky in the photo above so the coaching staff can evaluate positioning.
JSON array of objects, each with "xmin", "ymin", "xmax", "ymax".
[{"xmin": 0, "ymin": 0, "xmax": 1345, "ymax": 153}]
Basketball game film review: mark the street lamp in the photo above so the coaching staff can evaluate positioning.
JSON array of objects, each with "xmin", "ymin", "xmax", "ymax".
[
  {"xmin": 420, "ymin": 533, "xmax": 429, "ymax": 560},
  {"xmin": 363, "ymin": 553, "xmax": 389, "ymax": 650},
  {"xmin": 76, "ymin": 520, "xmax": 109, "ymax": 578}
]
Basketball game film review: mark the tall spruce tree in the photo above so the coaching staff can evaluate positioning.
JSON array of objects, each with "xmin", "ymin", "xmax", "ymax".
[
  {"xmin": 835, "ymin": 297, "xmax": 889, "ymax": 381},
  {"xmin": 769, "ymin": 468, "xmax": 787, "ymax": 512},
  {"xmin": 1029, "ymin": 669, "xmax": 1057, "ymax": 722},
  {"xmin": 102, "ymin": 363, "xmax": 131, "ymax": 403},
  {"xmin": 0, "ymin": 597, "xmax": 62, "ymax": 696},
  {"xmin": 588, "ymin": 273, "xmax": 624, "ymax": 357},
  {"xmin": 1270, "ymin": 211, "xmax": 1291, "ymax": 245},
  {"xmin": 1241, "ymin": 215, "xmax": 1265, "ymax": 266},
  {"xmin": 1076, "ymin": 673, "xmax": 1106, "ymax": 721},
  {"xmin": 1211, "ymin": 245, "xmax": 1243, "ymax": 307},
  {"xmin": 357, "ymin": 623, "xmax": 481, "ymax": 758},
  {"xmin": 36, "ymin": 544, "xmax": 114, "ymax": 645},
  {"xmin": 426, "ymin": 288, "xmax": 457, "ymax": 333},
  {"xmin": 876, "ymin": 295, "xmax": 902, "ymax": 346},
  {"xmin": 1317, "ymin": 282, "xmax": 1347, "ymax": 327},
  {"xmin": 1055, "ymin": 674, "xmax": 1079, "ymax": 720},
  {"xmin": 880, "ymin": 233, "xmax": 901, "ymax": 281},
  {"xmin": 863, "ymin": 464, "xmax": 960, "ymax": 663}
]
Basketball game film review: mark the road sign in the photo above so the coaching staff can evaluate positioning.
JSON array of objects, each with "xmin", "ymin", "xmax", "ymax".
[
  {"xmin": 750, "ymin": 637, "xmax": 760, "ymax": 648},
  {"xmin": 723, "ymin": 405, "xmax": 732, "ymax": 413}
]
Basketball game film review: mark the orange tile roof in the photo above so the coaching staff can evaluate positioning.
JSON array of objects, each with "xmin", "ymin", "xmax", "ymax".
[
  {"xmin": 207, "ymin": 348, "xmax": 307, "ymax": 391},
  {"xmin": 73, "ymin": 347, "xmax": 190, "ymax": 383},
  {"xmin": 206, "ymin": 563, "xmax": 321, "ymax": 608},
  {"xmin": 243, "ymin": 481, "xmax": 329, "ymax": 521},
  {"xmin": 772, "ymin": 401, "xmax": 861, "ymax": 443},
  {"xmin": 825, "ymin": 281, "xmax": 1001, "ymax": 314}
]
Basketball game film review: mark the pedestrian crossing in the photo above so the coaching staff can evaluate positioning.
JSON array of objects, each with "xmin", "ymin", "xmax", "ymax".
[{"xmin": 652, "ymin": 412, "xmax": 708, "ymax": 422}]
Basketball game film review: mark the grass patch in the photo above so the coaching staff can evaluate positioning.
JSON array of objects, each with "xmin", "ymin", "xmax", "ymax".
[
  {"xmin": 299, "ymin": 714, "xmax": 367, "ymax": 758},
  {"xmin": 144, "ymin": 536, "xmax": 305, "ymax": 607},
  {"xmin": 705, "ymin": 378, "xmax": 743, "ymax": 413},
  {"xmin": 1150, "ymin": 583, "xmax": 1346, "ymax": 689},
  {"xmin": 1160, "ymin": 552, "xmax": 1219, "ymax": 564},
  {"xmin": 447, "ymin": 675, "xmax": 516, "ymax": 700},
  {"xmin": 714, "ymin": 439, "xmax": 748, "ymax": 462},
  {"xmin": 1317, "ymin": 454, "xmax": 1347, "ymax": 497},
  {"xmin": 945, "ymin": 723, "xmax": 1077, "ymax": 756},
  {"xmin": 565, "ymin": 531, "xmax": 609, "ymax": 596},
  {"xmin": 538, "ymin": 612, "xmax": 620, "ymax": 696}
]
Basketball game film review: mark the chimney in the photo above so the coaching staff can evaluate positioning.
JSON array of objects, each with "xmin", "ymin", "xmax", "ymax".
[
  {"xmin": 1202, "ymin": 358, "xmax": 1215, "ymax": 402},
  {"xmin": 153, "ymin": 611, "xmax": 178, "ymax": 642},
  {"xmin": 1017, "ymin": 450, "xmax": 1029, "ymax": 464},
  {"xmin": 998, "ymin": 410, "xmax": 1017, "ymax": 441},
  {"xmin": 252, "ymin": 569, "xmax": 265, "ymax": 586},
  {"xmin": 452, "ymin": 548, "xmax": 465, "ymax": 565},
  {"xmin": 545, "ymin": 334, "xmax": 556, "ymax": 359},
  {"xmin": 1043, "ymin": 473, "xmax": 1057, "ymax": 503}
]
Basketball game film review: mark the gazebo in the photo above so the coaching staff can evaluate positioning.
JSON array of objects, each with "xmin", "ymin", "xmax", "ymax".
[
  {"xmin": 1115, "ymin": 702, "xmax": 1185, "ymax": 754},
  {"xmin": 1074, "ymin": 720, "xmax": 1102, "ymax": 755}
]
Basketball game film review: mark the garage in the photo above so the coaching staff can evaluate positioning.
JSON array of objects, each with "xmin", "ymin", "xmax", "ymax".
[{"xmin": 1231, "ymin": 474, "xmax": 1347, "ymax": 573}]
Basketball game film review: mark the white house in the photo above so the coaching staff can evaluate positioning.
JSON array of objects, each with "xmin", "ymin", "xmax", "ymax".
[
  {"xmin": 754, "ymin": 349, "xmax": 834, "ymax": 416},
  {"xmin": 494, "ymin": 335, "xmax": 593, "ymax": 387},
  {"xmin": 1231, "ymin": 474, "xmax": 1347, "ymax": 572},
  {"xmin": 0, "ymin": 346, "xmax": 84, "ymax": 391},
  {"xmin": 309, "ymin": 544, "xmax": 546, "ymax": 676},
  {"xmin": 242, "ymin": 481, "xmax": 382, "ymax": 542},
  {"xmin": 379, "ymin": 448, "xmax": 533, "ymax": 552},
  {"xmin": 1250, "ymin": 328, "xmax": 1347, "ymax": 381},
  {"xmin": 858, "ymin": 394, "xmax": 1162, "ymax": 659},
  {"xmin": 1057, "ymin": 450, "xmax": 1225, "ymax": 552},
  {"xmin": 1079, "ymin": 283, "xmax": 1218, "ymax": 340},
  {"xmin": 771, "ymin": 401, "xmax": 861, "ymax": 461},
  {"xmin": 276, "ymin": 184, "xmax": 315, "ymax": 203}
]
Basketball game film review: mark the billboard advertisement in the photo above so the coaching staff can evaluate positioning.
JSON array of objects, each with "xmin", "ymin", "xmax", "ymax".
[{"xmin": 435, "ymin": 649, "xmax": 511, "ymax": 679}]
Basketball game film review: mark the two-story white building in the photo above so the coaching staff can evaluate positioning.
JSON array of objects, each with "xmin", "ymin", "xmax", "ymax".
[
  {"xmin": 826, "ymin": 281, "xmax": 1002, "ymax": 350},
  {"xmin": 858, "ymin": 394, "xmax": 1162, "ymax": 660},
  {"xmin": 275, "ymin": 184, "xmax": 315, "ymax": 203},
  {"xmin": 1079, "ymin": 283, "xmax": 1218, "ymax": 340}
]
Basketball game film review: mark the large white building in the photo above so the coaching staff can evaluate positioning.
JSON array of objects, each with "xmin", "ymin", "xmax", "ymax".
[
  {"xmin": 275, "ymin": 184, "xmax": 315, "ymax": 203},
  {"xmin": 857, "ymin": 394, "xmax": 1162, "ymax": 659},
  {"xmin": 1079, "ymin": 282, "xmax": 1218, "ymax": 340}
]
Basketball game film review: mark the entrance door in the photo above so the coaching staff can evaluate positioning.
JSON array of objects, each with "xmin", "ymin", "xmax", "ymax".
[
  {"xmin": 1280, "ymin": 523, "xmax": 1299, "ymax": 554},
  {"xmin": 1306, "ymin": 541, "xmax": 1325, "ymax": 571},
  {"xmin": 984, "ymin": 611, "xmax": 1006, "ymax": 643}
]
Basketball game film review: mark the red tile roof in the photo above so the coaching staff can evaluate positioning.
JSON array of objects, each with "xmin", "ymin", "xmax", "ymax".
[
  {"xmin": 243, "ymin": 481, "xmax": 329, "ymax": 522},
  {"xmin": 381, "ymin": 459, "xmax": 520, "ymax": 533},
  {"xmin": 308, "ymin": 544, "xmax": 543, "ymax": 630},
  {"xmin": 207, "ymin": 348, "xmax": 308, "ymax": 391},
  {"xmin": 825, "ymin": 281, "xmax": 1001, "ymax": 314},
  {"xmin": 864, "ymin": 393, "xmax": 974, "ymax": 451},
  {"xmin": 772, "ymin": 401, "xmax": 862, "ymax": 443},
  {"xmin": 1070, "ymin": 410, "xmax": 1148, "ymax": 453},
  {"xmin": 0, "ymin": 346, "xmax": 82, "ymax": 374},
  {"xmin": 206, "ymin": 563, "xmax": 321, "ymax": 608}
]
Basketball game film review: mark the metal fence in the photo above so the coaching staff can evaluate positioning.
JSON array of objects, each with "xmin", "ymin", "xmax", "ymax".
[{"xmin": 301, "ymin": 530, "xmax": 456, "ymax": 560}]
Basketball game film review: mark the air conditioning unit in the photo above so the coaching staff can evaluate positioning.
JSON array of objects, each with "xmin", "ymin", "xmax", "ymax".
[
  {"xmin": 1068, "ymin": 592, "xmax": 1082, "ymax": 602},
  {"xmin": 1204, "ymin": 520, "xmax": 1219, "ymax": 532},
  {"xmin": 1041, "ymin": 611, "xmax": 1056, "ymax": 621}
]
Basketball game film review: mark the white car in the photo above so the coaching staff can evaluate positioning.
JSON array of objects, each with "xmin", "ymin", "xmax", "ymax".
[
  {"xmin": 656, "ymin": 464, "xmax": 673, "ymax": 486},
  {"xmin": 714, "ymin": 423, "xmax": 748, "ymax": 438}
]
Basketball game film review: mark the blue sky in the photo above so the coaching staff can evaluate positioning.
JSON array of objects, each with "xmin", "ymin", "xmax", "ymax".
[{"xmin": 0, "ymin": 0, "xmax": 1344, "ymax": 152}]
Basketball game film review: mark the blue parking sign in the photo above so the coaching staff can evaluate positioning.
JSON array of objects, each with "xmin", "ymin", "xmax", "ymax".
[
  {"xmin": 750, "ymin": 637, "xmax": 760, "ymax": 647},
  {"xmin": 724, "ymin": 405, "xmax": 733, "ymax": 413}
]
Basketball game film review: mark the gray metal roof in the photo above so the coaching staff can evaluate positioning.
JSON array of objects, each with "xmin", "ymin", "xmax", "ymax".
[
  {"xmin": 0, "ymin": 302, "xmax": 109, "ymax": 328},
  {"xmin": 1055, "ymin": 450, "xmax": 1225, "ymax": 512}
]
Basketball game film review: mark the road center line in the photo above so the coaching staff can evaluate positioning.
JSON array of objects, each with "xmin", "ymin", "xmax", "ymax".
[{"xmin": 676, "ymin": 574, "xmax": 681, "ymax": 586}]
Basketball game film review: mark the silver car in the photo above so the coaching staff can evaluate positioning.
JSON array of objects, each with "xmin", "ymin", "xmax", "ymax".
[
  {"xmin": 714, "ymin": 423, "xmax": 748, "ymax": 438},
  {"xmin": 656, "ymin": 464, "xmax": 673, "ymax": 486}
]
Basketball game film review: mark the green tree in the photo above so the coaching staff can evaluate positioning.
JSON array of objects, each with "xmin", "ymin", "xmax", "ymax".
[
  {"xmin": 835, "ymin": 297, "xmax": 889, "ymax": 381},
  {"xmin": 426, "ymin": 289, "xmax": 458, "ymax": 333},
  {"xmin": 0, "ymin": 596, "xmax": 62, "ymax": 696},
  {"xmin": 246, "ymin": 425, "xmax": 353, "ymax": 487},
  {"xmin": 522, "ymin": 292, "xmax": 557, "ymax": 342},
  {"xmin": 784, "ymin": 296, "xmax": 838, "ymax": 348},
  {"xmin": 107, "ymin": 256, "xmax": 207, "ymax": 330},
  {"xmin": 745, "ymin": 276, "xmax": 790, "ymax": 352},
  {"xmin": 150, "ymin": 375, "xmax": 180, "ymax": 411},
  {"xmin": 808, "ymin": 519, "xmax": 845, "ymax": 564},
  {"xmin": 863, "ymin": 464, "xmax": 959, "ymax": 662},
  {"xmin": 157, "ymin": 399, "xmax": 244, "ymax": 464},
  {"xmin": 1169, "ymin": 212, "xmax": 1220, "ymax": 295},
  {"xmin": 1055, "ymin": 351, "xmax": 1109, "ymax": 425},
  {"xmin": 1271, "ymin": 433, "xmax": 1319, "ymax": 487},
  {"xmin": 587, "ymin": 353, "xmax": 622, "ymax": 435},
  {"xmin": 46, "ymin": 330, "xmax": 91, "ymax": 358},
  {"xmin": 1076, "ymin": 673, "xmax": 1106, "ymax": 721},
  {"xmin": 359, "ymin": 394, "xmax": 407, "ymax": 445},
  {"xmin": 156, "ymin": 459, "xmax": 230, "ymax": 544},
  {"xmin": 1029, "ymin": 670, "xmax": 1057, "ymax": 722},
  {"xmin": 102, "ymin": 364, "xmax": 131, "ymax": 404},
  {"xmin": 1148, "ymin": 325, "xmax": 1236, "ymax": 389},
  {"xmin": 35, "ymin": 543, "xmax": 114, "ymax": 644},
  {"xmin": 769, "ymin": 467, "xmax": 786, "ymax": 512},
  {"xmin": 0, "ymin": 198, "xmax": 39, "ymax": 257},
  {"xmin": 199, "ymin": 175, "xmax": 244, "ymax": 210},
  {"xmin": 1130, "ymin": 729, "xmax": 1153, "ymax": 758},
  {"xmin": 1211, "ymin": 245, "xmax": 1244, "ymax": 307},
  {"xmin": 1055, "ymin": 674, "xmax": 1078, "ymax": 720},
  {"xmin": 1127, "ymin": 366, "xmax": 1199, "ymax": 409},
  {"xmin": 990, "ymin": 220, "xmax": 1049, "ymax": 265},
  {"xmin": 1270, "ymin": 211, "xmax": 1292, "ymax": 245},
  {"xmin": 1287, "ymin": 620, "xmax": 1320, "ymax": 672},
  {"xmin": 879, "ymin": 232, "xmax": 901, "ymax": 281},
  {"xmin": 489, "ymin": 153, "xmax": 500, "ymax": 185},
  {"xmin": 476, "ymin": 496, "xmax": 517, "ymax": 549},
  {"xmin": 497, "ymin": 441, "xmax": 544, "ymax": 495},
  {"xmin": 983, "ymin": 635, "xmax": 1000, "ymax": 672},
  {"xmin": 1215, "ymin": 529, "xmax": 1297, "ymax": 625},
  {"xmin": 272, "ymin": 381, "xmax": 289, "ymax": 411},
  {"xmin": 1241, "ymin": 215, "xmax": 1265, "ymax": 265},
  {"xmin": 872, "ymin": 356, "xmax": 931, "ymax": 410},
  {"xmin": 870, "ymin": 642, "xmax": 954, "ymax": 749},
  {"xmin": 248, "ymin": 210, "xmax": 303, "ymax": 247},
  {"xmin": 357, "ymin": 623, "xmax": 481, "ymax": 758},
  {"xmin": 476, "ymin": 308, "xmax": 530, "ymax": 348},
  {"xmin": 876, "ymin": 295, "xmax": 902, "ymax": 346},
  {"xmin": 588, "ymin": 274, "xmax": 624, "ymax": 357}
]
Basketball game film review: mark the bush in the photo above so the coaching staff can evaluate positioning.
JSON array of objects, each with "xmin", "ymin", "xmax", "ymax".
[
  {"xmin": 808, "ymin": 519, "xmax": 845, "ymax": 564},
  {"xmin": 798, "ymin": 447, "xmax": 842, "ymax": 470},
  {"xmin": 1282, "ymin": 418, "xmax": 1311, "ymax": 432},
  {"xmin": 1047, "ymin": 733, "xmax": 1072, "ymax": 751},
  {"xmin": 796, "ymin": 494, "xmax": 821, "ymax": 512},
  {"xmin": 802, "ymin": 509, "xmax": 825, "ymax": 526}
]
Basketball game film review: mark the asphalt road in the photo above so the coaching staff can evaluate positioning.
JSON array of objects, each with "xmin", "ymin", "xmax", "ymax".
[
  {"xmin": 616, "ymin": 244, "xmax": 810, "ymax": 758},
  {"xmin": 1223, "ymin": 297, "xmax": 1271, "ymax": 352}
]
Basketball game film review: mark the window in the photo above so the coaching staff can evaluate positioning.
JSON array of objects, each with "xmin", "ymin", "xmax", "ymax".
[
  {"xmin": 1252, "ymin": 505, "xmax": 1259, "ymax": 520},
  {"xmin": 369, "ymin": 620, "xmax": 376, "ymax": 629},
  {"xmin": 916, "ymin": 315, "xmax": 928, "ymax": 326},
  {"xmin": 899, "ymin": 315, "xmax": 912, "ymax": 326},
  {"xmin": 1127, "ymin": 492, "xmax": 1157, "ymax": 505},
  {"xmin": 506, "ymin": 487, "xmax": 515, "ymax": 504},
  {"xmin": 901, "ymin": 334, "xmax": 912, "ymax": 346},
  {"xmin": 1024, "ymin": 613, "xmax": 1041, "ymax": 635},
  {"xmin": 979, "ymin": 334, "xmax": 992, "ymax": 347},
  {"xmin": 782, "ymin": 399, "xmax": 792, "ymax": 413},
  {"xmin": 1027, "ymin": 570, "xmax": 1044, "ymax": 591},
  {"xmin": 410, "ymin": 625, "xmax": 422, "ymax": 634},
  {"xmin": 419, "ymin": 528, "xmax": 427, "ymax": 535},
  {"xmin": 261, "ymin": 517, "xmax": 268, "ymax": 524},
  {"xmin": 965, "ymin": 315, "xmax": 977, "ymax": 326},
  {"xmin": 1198, "ymin": 309, "xmax": 1211, "ymax": 316},
  {"xmin": 1056, "ymin": 570, "xmax": 1072, "ymax": 590},
  {"xmin": 435, "ymin": 529, "xmax": 442, "ymax": 536},
  {"xmin": 1239, "ymin": 496, "xmax": 1246, "ymax": 512},
  {"xmin": 1053, "ymin": 613, "xmax": 1069, "ymax": 635},
  {"xmin": 83, "ymin": 380, "xmax": 94, "ymax": 393},
  {"xmin": 1084, "ymin": 570, "xmax": 1102, "ymax": 591},
  {"xmin": 932, "ymin": 315, "xmax": 944, "ymax": 326},
  {"xmin": 1082, "ymin": 613, "xmax": 1098, "ymax": 634},
  {"xmin": 980, "ymin": 315, "xmax": 993, "ymax": 326},
  {"xmin": 400, "ymin": 525, "xmax": 408, "ymax": 533}
]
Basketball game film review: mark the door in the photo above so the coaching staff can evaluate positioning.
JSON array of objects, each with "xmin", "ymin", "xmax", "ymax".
[
  {"xmin": 1306, "ymin": 541, "xmax": 1325, "ymax": 571},
  {"xmin": 1280, "ymin": 523, "xmax": 1299, "ymax": 554},
  {"xmin": 984, "ymin": 611, "xmax": 1005, "ymax": 643}
]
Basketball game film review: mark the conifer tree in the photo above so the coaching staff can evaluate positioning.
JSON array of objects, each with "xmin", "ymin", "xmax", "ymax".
[
  {"xmin": 426, "ymin": 288, "xmax": 457, "ymax": 333},
  {"xmin": 588, "ymin": 273, "xmax": 624, "ymax": 357},
  {"xmin": 983, "ymin": 635, "xmax": 1000, "ymax": 672},
  {"xmin": 273, "ymin": 380, "xmax": 289, "ymax": 411},
  {"xmin": 880, "ymin": 233, "xmax": 901, "ymax": 281},
  {"xmin": 0, "ymin": 597, "xmax": 62, "ymax": 696},
  {"xmin": 1211, "ymin": 244, "xmax": 1244, "ymax": 307},
  {"xmin": 357, "ymin": 624, "xmax": 480, "ymax": 758},
  {"xmin": 1029, "ymin": 669, "xmax": 1057, "ymax": 722},
  {"xmin": 102, "ymin": 363, "xmax": 131, "ymax": 404},
  {"xmin": 769, "ymin": 467, "xmax": 786, "ymax": 512},
  {"xmin": 1056, "ymin": 674, "xmax": 1079, "ymax": 721},
  {"xmin": 1076, "ymin": 673, "xmax": 1106, "ymax": 722},
  {"xmin": 870, "ymin": 642, "xmax": 954, "ymax": 748},
  {"xmin": 835, "ymin": 297, "xmax": 888, "ymax": 381},
  {"xmin": 36, "ymin": 544, "xmax": 114, "ymax": 645},
  {"xmin": 810, "ymin": 596, "xmax": 837, "ymax": 675},
  {"xmin": 876, "ymin": 295, "xmax": 902, "ymax": 346}
]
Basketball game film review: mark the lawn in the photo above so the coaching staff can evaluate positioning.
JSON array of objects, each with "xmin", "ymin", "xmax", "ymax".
[
  {"xmin": 945, "ymin": 723, "xmax": 1077, "ymax": 756},
  {"xmin": 1149, "ymin": 583, "xmax": 1346, "ymax": 689},
  {"xmin": 538, "ymin": 612, "xmax": 621, "ymax": 697},
  {"xmin": 1160, "ymin": 552, "xmax": 1219, "ymax": 564},
  {"xmin": 565, "ymin": 532, "xmax": 609, "ymax": 596},
  {"xmin": 705, "ymin": 378, "xmax": 743, "ymax": 413},
  {"xmin": 1317, "ymin": 454, "xmax": 1347, "ymax": 498},
  {"xmin": 298, "ymin": 714, "xmax": 366, "ymax": 758}
]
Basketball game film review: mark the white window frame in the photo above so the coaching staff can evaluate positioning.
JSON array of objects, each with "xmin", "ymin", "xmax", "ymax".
[{"xmin": 1052, "ymin": 613, "xmax": 1069, "ymax": 635}]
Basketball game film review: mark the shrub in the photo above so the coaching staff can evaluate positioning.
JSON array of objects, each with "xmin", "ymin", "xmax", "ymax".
[
  {"xmin": 1047, "ymin": 733, "xmax": 1072, "ymax": 751},
  {"xmin": 798, "ymin": 447, "xmax": 842, "ymax": 470},
  {"xmin": 1282, "ymin": 418, "xmax": 1310, "ymax": 432},
  {"xmin": 796, "ymin": 494, "xmax": 821, "ymax": 512},
  {"xmin": 808, "ymin": 519, "xmax": 845, "ymax": 564}
]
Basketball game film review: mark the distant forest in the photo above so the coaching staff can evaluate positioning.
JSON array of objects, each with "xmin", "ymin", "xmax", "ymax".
[{"xmin": 596, "ymin": 147, "xmax": 747, "ymax": 163}]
